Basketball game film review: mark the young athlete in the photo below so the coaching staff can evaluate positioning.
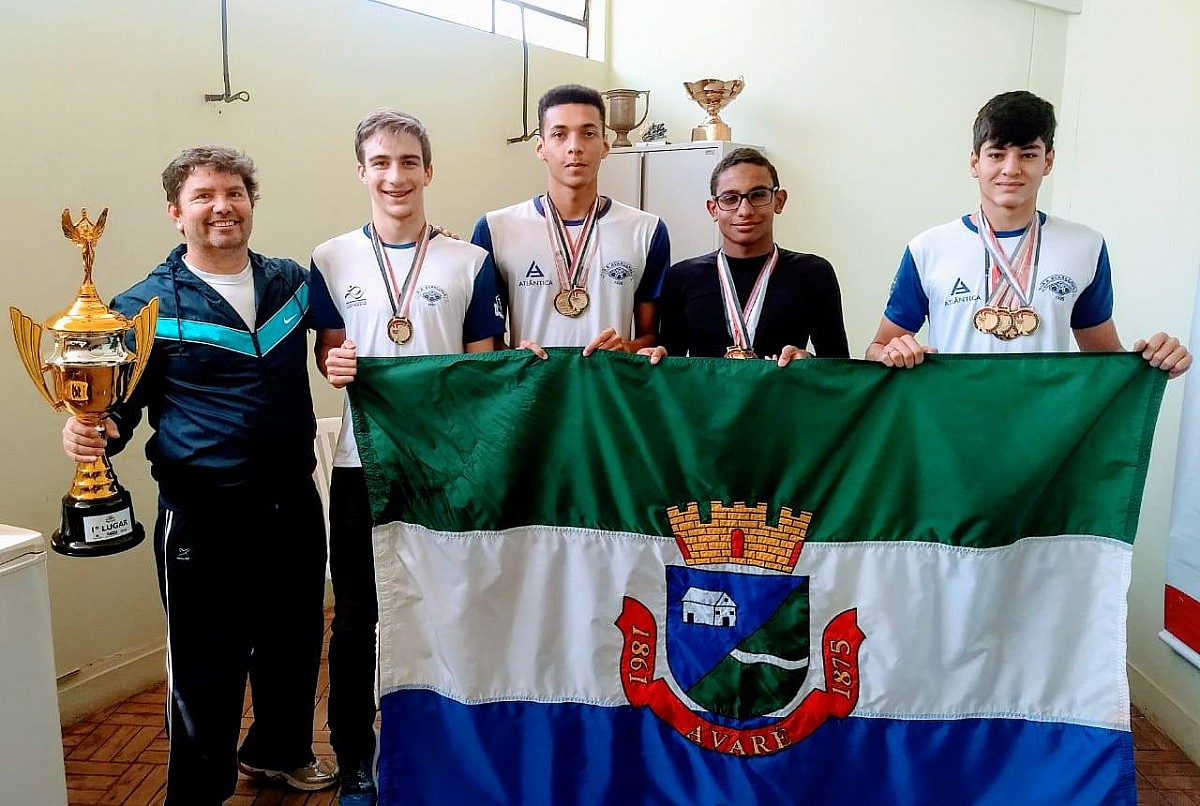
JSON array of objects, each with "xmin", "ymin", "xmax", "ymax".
[
  {"xmin": 471, "ymin": 83, "xmax": 670, "ymax": 358},
  {"xmin": 867, "ymin": 90, "xmax": 1190, "ymax": 378},
  {"xmin": 309, "ymin": 110, "xmax": 505, "ymax": 806},
  {"xmin": 657, "ymin": 147, "xmax": 849, "ymax": 364}
]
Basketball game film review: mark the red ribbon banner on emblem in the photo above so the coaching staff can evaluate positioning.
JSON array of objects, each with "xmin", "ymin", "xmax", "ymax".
[{"xmin": 616, "ymin": 598, "xmax": 864, "ymax": 757}]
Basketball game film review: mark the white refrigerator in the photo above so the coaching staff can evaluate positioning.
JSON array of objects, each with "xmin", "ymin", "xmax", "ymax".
[
  {"xmin": 0, "ymin": 524, "xmax": 69, "ymax": 806},
  {"xmin": 598, "ymin": 140, "xmax": 766, "ymax": 262}
]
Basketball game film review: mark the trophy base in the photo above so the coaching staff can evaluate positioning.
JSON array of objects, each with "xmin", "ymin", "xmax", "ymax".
[
  {"xmin": 692, "ymin": 122, "xmax": 732, "ymax": 142},
  {"xmin": 51, "ymin": 492, "xmax": 145, "ymax": 557}
]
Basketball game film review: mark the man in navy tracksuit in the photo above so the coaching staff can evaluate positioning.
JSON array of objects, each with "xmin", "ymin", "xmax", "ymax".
[{"xmin": 63, "ymin": 146, "xmax": 337, "ymax": 804}]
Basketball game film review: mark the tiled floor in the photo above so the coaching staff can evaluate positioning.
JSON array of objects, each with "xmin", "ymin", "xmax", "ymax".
[
  {"xmin": 63, "ymin": 611, "xmax": 336, "ymax": 805},
  {"xmin": 63, "ymin": 609, "xmax": 1200, "ymax": 804},
  {"xmin": 1133, "ymin": 708, "xmax": 1200, "ymax": 805}
]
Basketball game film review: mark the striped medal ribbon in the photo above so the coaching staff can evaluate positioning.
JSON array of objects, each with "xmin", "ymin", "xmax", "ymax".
[
  {"xmin": 717, "ymin": 246, "xmax": 779, "ymax": 359},
  {"xmin": 370, "ymin": 221, "xmax": 433, "ymax": 345},
  {"xmin": 543, "ymin": 195, "xmax": 601, "ymax": 318},
  {"xmin": 972, "ymin": 208, "xmax": 1042, "ymax": 340}
]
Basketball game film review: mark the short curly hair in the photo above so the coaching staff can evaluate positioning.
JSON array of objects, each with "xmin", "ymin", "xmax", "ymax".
[
  {"xmin": 162, "ymin": 146, "xmax": 259, "ymax": 207},
  {"xmin": 537, "ymin": 84, "xmax": 605, "ymax": 132}
]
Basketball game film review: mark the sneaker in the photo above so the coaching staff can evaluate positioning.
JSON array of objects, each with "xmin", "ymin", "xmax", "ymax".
[
  {"xmin": 237, "ymin": 758, "xmax": 339, "ymax": 791},
  {"xmin": 338, "ymin": 760, "xmax": 378, "ymax": 805}
]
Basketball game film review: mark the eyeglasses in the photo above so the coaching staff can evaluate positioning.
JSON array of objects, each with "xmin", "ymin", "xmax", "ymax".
[{"xmin": 712, "ymin": 187, "xmax": 779, "ymax": 211}]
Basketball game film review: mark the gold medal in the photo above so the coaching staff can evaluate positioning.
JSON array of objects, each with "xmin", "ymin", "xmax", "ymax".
[
  {"xmin": 977, "ymin": 207, "xmax": 1043, "ymax": 341},
  {"xmin": 387, "ymin": 316, "xmax": 413, "ymax": 345},
  {"xmin": 973, "ymin": 306, "xmax": 1000, "ymax": 334},
  {"xmin": 993, "ymin": 307, "xmax": 1014, "ymax": 338},
  {"xmin": 1013, "ymin": 307, "xmax": 1040, "ymax": 336},
  {"xmin": 725, "ymin": 346, "xmax": 757, "ymax": 360},
  {"xmin": 544, "ymin": 195, "xmax": 600, "ymax": 320},
  {"xmin": 568, "ymin": 287, "xmax": 590, "ymax": 314},
  {"xmin": 370, "ymin": 223, "xmax": 431, "ymax": 349},
  {"xmin": 554, "ymin": 290, "xmax": 580, "ymax": 318}
]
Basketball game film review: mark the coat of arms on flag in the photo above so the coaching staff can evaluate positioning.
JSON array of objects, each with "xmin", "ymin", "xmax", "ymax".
[{"xmin": 618, "ymin": 501, "xmax": 862, "ymax": 755}]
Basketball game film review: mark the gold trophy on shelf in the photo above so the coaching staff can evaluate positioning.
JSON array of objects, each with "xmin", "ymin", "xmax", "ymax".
[
  {"xmin": 10, "ymin": 209, "xmax": 158, "ymax": 557},
  {"xmin": 601, "ymin": 88, "xmax": 651, "ymax": 147},
  {"xmin": 684, "ymin": 77, "xmax": 746, "ymax": 141}
]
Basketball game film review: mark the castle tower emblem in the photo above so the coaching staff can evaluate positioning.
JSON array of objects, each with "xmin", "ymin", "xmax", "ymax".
[{"xmin": 615, "ymin": 501, "xmax": 864, "ymax": 756}]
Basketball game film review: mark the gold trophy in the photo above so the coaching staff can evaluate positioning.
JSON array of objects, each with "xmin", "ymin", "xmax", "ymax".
[
  {"xmin": 10, "ymin": 209, "xmax": 158, "ymax": 557},
  {"xmin": 684, "ymin": 77, "xmax": 746, "ymax": 141},
  {"xmin": 601, "ymin": 88, "xmax": 650, "ymax": 147}
]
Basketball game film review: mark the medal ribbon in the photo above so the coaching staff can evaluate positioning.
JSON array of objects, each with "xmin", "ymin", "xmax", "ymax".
[
  {"xmin": 543, "ymin": 195, "xmax": 601, "ymax": 293},
  {"xmin": 716, "ymin": 246, "xmax": 779, "ymax": 351},
  {"xmin": 369, "ymin": 222, "xmax": 433, "ymax": 321},
  {"xmin": 977, "ymin": 207, "xmax": 1041, "ymax": 308}
]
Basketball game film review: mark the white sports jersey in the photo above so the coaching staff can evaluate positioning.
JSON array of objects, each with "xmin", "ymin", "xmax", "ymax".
[
  {"xmin": 884, "ymin": 213, "xmax": 1114, "ymax": 354},
  {"xmin": 310, "ymin": 225, "xmax": 505, "ymax": 467},
  {"xmin": 472, "ymin": 196, "xmax": 670, "ymax": 347}
]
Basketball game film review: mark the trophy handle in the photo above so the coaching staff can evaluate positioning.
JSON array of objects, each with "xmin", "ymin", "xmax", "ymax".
[
  {"xmin": 633, "ymin": 90, "xmax": 651, "ymax": 131},
  {"xmin": 126, "ymin": 296, "xmax": 159, "ymax": 396},
  {"xmin": 9, "ymin": 306, "xmax": 62, "ymax": 410}
]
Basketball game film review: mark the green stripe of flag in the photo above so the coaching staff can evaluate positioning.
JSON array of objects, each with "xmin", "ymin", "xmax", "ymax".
[{"xmin": 349, "ymin": 350, "xmax": 1165, "ymax": 549}]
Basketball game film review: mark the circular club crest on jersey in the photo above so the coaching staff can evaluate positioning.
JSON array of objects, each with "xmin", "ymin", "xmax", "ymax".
[
  {"xmin": 416, "ymin": 284, "xmax": 447, "ymax": 306},
  {"xmin": 1038, "ymin": 274, "xmax": 1080, "ymax": 301},
  {"xmin": 603, "ymin": 260, "xmax": 635, "ymax": 284}
]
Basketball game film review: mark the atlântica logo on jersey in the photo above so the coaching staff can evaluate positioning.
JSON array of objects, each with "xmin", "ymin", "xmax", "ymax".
[
  {"xmin": 944, "ymin": 277, "xmax": 980, "ymax": 307},
  {"xmin": 615, "ymin": 501, "xmax": 863, "ymax": 757},
  {"xmin": 518, "ymin": 261, "xmax": 553, "ymax": 288}
]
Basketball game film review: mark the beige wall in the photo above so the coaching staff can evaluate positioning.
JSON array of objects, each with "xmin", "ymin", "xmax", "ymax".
[
  {"xmin": 0, "ymin": 0, "xmax": 602, "ymax": 722},
  {"xmin": 1053, "ymin": 0, "xmax": 1200, "ymax": 762}
]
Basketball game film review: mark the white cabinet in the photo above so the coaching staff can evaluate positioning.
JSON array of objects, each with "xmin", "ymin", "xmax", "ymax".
[
  {"xmin": 0, "ymin": 526, "xmax": 68, "ymax": 806},
  {"xmin": 598, "ymin": 141, "xmax": 765, "ymax": 262}
]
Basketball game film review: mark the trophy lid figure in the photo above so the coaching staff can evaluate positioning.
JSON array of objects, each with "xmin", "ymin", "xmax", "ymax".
[{"xmin": 48, "ymin": 208, "xmax": 135, "ymax": 334}]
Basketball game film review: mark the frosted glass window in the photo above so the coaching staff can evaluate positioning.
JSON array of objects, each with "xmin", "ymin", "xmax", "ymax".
[{"xmin": 371, "ymin": 0, "xmax": 592, "ymax": 59}]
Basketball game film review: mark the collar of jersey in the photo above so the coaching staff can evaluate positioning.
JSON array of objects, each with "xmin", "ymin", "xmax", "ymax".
[
  {"xmin": 960, "ymin": 210, "xmax": 1047, "ymax": 237},
  {"xmin": 533, "ymin": 194, "xmax": 614, "ymax": 225}
]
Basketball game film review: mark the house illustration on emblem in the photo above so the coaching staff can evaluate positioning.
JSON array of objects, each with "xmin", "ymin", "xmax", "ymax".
[{"xmin": 681, "ymin": 587, "xmax": 738, "ymax": 627}]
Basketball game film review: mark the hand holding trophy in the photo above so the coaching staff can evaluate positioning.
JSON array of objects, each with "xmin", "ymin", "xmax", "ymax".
[{"xmin": 10, "ymin": 209, "xmax": 158, "ymax": 556}]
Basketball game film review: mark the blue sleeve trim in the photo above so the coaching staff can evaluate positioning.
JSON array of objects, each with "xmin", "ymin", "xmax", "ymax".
[
  {"xmin": 470, "ymin": 216, "xmax": 494, "ymax": 254},
  {"xmin": 882, "ymin": 248, "xmax": 929, "ymax": 333},
  {"xmin": 635, "ymin": 220, "xmax": 671, "ymax": 302},
  {"xmin": 1071, "ymin": 241, "xmax": 1115, "ymax": 329},
  {"xmin": 471, "ymin": 217, "xmax": 509, "ymax": 315},
  {"xmin": 464, "ymin": 254, "xmax": 507, "ymax": 343},
  {"xmin": 308, "ymin": 263, "xmax": 345, "ymax": 331}
]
